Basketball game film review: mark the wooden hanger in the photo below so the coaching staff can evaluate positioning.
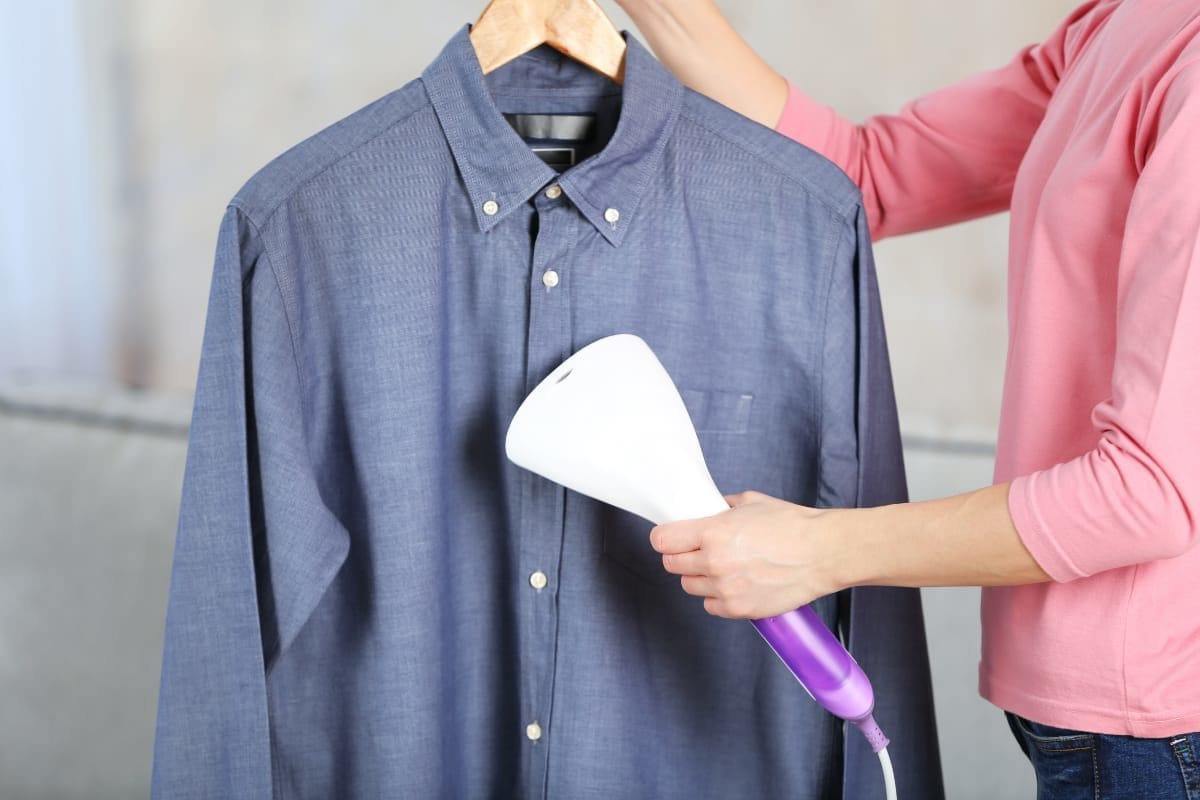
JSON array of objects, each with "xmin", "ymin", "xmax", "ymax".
[{"xmin": 471, "ymin": 0, "xmax": 626, "ymax": 84}]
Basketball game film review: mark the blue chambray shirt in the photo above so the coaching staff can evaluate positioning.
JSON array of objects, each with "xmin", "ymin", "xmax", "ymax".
[{"xmin": 152, "ymin": 26, "xmax": 943, "ymax": 800}]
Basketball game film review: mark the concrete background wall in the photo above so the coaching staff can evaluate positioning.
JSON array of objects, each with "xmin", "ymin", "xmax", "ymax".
[{"xmin": 1, "ymin": 1, "xmax": 1080, "ymax": 797}]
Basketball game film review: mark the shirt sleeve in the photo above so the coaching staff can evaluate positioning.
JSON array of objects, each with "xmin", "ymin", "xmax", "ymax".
[
  {"xmin": 151, "ymin": 205, "xmax": 350, "ymax": 797},
  {"xmin": 1007, "ymin": 62, "xmax": 1200, "ymax": 582},
  {"xmin": 774, "ymin": 0, "xmax": 1102, "ymax": 240},
  {"xmin": 826, "ymin": 207, "xmax": 945, "ymax": 799}
]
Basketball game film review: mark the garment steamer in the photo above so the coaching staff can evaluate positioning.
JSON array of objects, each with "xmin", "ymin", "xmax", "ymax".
[{"xmin": 506, "ymin": 334, "xmax": 898, "ymax": 799}]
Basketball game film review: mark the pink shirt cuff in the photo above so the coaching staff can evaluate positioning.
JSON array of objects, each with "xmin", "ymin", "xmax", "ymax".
[
  {"xmin": 1008, "ymin": 473, "xmax": 1084, "ymax": 583},
  {"xmin": 774, "ymin": 82, "xmax": 848, "ymax": 159}
]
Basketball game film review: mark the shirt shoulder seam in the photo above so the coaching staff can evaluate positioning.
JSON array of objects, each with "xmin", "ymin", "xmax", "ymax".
[
  {"xmin": 676, "ymin": 104, "xmax": 859, "ymax": 225},
  {"xmin": 235, "ymin": 82, "xmax": 435, "ymax": 231}
]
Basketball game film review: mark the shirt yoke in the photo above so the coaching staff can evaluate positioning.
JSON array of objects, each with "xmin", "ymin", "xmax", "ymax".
[
  {"xmin": 678, "ymin": 87, "xmax": 863, "ymax": 224},
  {"xmin": 230, "ymin": 80, "xmax": 433, "ymax": 227}
]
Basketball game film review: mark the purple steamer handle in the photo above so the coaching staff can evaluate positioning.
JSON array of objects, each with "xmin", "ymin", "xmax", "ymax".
[{"xmin": 753, "ymin": 607, "xmax": 890, "ymax": 753}]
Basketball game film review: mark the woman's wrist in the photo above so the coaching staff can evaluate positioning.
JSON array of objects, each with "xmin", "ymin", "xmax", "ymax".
[
  {"xmin": 819, "ymin": 484, "xmax": 1052, "ymax": 593},
  {"xmin": 615, "ymin": 0, "xmax": 789, "ymax": 128},
  {"xmin": 615, "ymin": 0, "xmax": 677, "ymax": 19},
  {"xmin": 809, "ymin": 506, "xmax": 878, "ymax": 594}
]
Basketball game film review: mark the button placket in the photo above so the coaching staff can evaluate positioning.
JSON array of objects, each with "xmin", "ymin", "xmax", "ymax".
[{"xmin": 519, "ymin": 192, "xmax": 580, "ymax": 790}]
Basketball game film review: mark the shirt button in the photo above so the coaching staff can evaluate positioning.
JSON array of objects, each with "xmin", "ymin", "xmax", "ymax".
[
  {"xmin": 544, "ymin": 184, "xmax": 562, "ymax": 200},
  {"xmin": 526, "ymin": 721, "xmax": 543, "ymax": 742},
  {"xmin": 542, "ymin": 270, "xmax": 559, "ymax": 289},
  {"xmin": 529, "ymin": 570, "xmax": 548, "ymax": 590},
  {"xmin": 482, "ymin": 199, "xmax": 499, "ymax": 216},
  {"xmin": 604, "ymin": 207, "xmax": 620, "ymax": 224}
]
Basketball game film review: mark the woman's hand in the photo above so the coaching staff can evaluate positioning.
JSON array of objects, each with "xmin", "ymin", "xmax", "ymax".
[
  {"xmin": 649, "ymin": 483, "xmax": 1052, "ymax": 620},
  {"xmin": 649, "ymin": 491, "xmax": 845, "ymax": 619},
  {"xmin": 611, "ymin": 0, "xmax": 789, "ymax": 128},
  {"xmin": 612, "ymin": 0, "xmax": 658, "ymax": 12}
]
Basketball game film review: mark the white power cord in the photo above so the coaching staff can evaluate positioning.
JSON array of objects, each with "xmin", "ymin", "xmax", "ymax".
[
  {"xmin": 854, "ymin": 716, "xmax": 897, "ymax": 800},
  {"xmin": 878, "ymin": 746, "xmax": 897, "ymax": 800}
]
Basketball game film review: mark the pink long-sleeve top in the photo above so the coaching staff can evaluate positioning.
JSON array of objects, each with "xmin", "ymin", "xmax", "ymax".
[{"xmin": 777, "ymin": 0, "xmax": 1200, "ymax": 737}]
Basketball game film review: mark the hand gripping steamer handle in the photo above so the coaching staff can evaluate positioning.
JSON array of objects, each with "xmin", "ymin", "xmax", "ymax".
[{"xmin": 504, "ymin": 335, "xmax": 897, "ymax": 799}]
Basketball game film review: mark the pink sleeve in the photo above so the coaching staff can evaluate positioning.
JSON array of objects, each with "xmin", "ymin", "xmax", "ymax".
[
  {"xmin": 1008, "ymin": 62, "xmax": 1200, "ymax": 582},
  {"xmin": 774, "ymin": 1, "xmax": 1101, "ymax": 240}
]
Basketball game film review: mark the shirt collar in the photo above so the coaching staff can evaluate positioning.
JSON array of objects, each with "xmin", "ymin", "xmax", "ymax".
[{"xmin": 421, "ymin": 25, "xmax": 683, "ymax": 247}]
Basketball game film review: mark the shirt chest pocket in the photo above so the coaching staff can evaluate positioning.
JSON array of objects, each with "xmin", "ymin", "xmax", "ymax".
[{"xmin": 601, "ymin": 388, "xmax": 754, "ymax": 585}]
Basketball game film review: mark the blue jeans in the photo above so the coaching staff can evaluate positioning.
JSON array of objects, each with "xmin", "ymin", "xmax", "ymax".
[{"xmin": 1007, "ymin": 712, "xmax": 1200, "ymax": 799}]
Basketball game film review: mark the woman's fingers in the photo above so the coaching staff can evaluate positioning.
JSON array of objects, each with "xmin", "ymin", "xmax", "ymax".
[
  {"xmin": 661, "ymin": 550, "xmax": 705, "ymax": 575},
  {"xmin": 724, "ymin": 490, "xmax": 764, "ymax": 507},
  {"xmin": 650, "ymin": 519, "xmax": 705, "ymax": 554},
  {"xmin": 703, "ymin": 597, "xmax": 745, "ymax": 619},
  {"xmin": 679, "ymin": 575, "xmax": 715, "ymax": 598}
]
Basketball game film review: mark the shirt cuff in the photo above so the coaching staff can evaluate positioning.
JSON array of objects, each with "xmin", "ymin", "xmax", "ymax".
[
  {"xmin": 774, "ymin": 82, "xmax": 840, "ymax": 147},
  {"xmin": 1008, "ymin": 472, "xmax": 1085, "ymax": 583}
]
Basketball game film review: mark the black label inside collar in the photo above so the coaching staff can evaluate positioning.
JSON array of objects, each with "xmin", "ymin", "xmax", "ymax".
[
  {"xmin": 504, "ymin": 113, "xmax": 596, "ymax": 141},
  {"xmin": 531, "ymin": 146, "xmax": 576, "ymax": 171}
]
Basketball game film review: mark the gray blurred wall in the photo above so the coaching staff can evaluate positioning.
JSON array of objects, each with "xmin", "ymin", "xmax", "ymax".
[{"xmin": 1, "ymin": 1, "xmax": 1079, "ymax": 797}]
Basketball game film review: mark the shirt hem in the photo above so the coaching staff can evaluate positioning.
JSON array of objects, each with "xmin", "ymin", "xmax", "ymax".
[{"xmin": 980, "ymin": 666, "xmax": 1200, "ymax": 738}]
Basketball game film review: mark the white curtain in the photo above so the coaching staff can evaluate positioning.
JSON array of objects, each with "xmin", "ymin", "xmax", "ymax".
[{"xmin": 0, "ymin": 2, "xmax": 113, "ymax": 381}]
